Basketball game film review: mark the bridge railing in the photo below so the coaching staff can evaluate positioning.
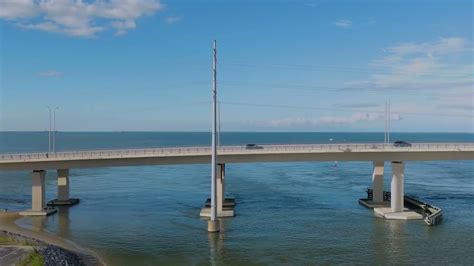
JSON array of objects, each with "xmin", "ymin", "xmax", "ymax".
[
  {"xmin": 1, "ymin": 143, "xmax": 474, "ymax": 161},
  {"xmin": 219, "ymin": 143, "xmax": 474, "ymax": 153}
]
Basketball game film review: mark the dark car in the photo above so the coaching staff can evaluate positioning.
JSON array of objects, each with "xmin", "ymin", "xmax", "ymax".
[
  {"xmin": 393, "ymin": 141, "xmax": 412, "ymax": 147},
  {"xmin": 246, "ymin": 144, "xmax": 263, "ymax": 149}
]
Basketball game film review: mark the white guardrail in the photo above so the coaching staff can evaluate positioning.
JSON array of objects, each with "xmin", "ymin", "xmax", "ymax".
[{"xmin": 1, "ymin": 143, "xmax": 473, "ymax": 162}]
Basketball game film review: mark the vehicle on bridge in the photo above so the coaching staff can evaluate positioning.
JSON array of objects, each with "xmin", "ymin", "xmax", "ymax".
[
  {"xmin": 246, "ymin": 144, "xmax": 263, "ymax": 149},
  {"xmin": 393, "ymin": 141, "xmax": 412, "ymax": 147}
]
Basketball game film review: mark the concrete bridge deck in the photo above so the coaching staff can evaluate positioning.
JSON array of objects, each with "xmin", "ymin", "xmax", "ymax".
[
  {"xmin": 0, "ymin": 143, "xmax": 473, "ymax": 171},
  {"xmin": 1, "ymin": 142, "xmax": 473, "ymax": 221}
]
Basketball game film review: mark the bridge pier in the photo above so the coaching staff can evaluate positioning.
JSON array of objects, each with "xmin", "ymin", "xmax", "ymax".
[
  {"xmin": 200, "ymin": 163, "xmax": 235, "ymax": 218},
  {"xmin": 359, "ymin": 161, "xmax": 389, "ymax": 208},
  {"xmin": 19, "ymin": 170, "xmax": 57, "ymax": 216},
  {"xmin": 390, "ymin": 162, "xmax": 404, "ymax": 212},
  {"xmin": 372, "ymin": 161, "xmax": 385, "ymax": 204},
  {"xmin": 374, "ymin": 162, "xmax": 422, "ymax": 220},
  {"xmin": 47, "ymin": 169, "xmax": 80, "ymax": 206}
]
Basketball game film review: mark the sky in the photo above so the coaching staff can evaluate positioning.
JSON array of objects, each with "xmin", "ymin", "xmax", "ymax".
[{"xmin": 0, "ymin": 0, "xmax": 473, "ymax": 132}]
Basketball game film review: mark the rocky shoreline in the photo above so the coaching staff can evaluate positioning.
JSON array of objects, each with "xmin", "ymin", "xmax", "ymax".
[
  {"xmin": 1, "ymin": 229, "xmax": 101, "ymax": 265},
  {"xmin": 40, "ymin": 245, "xmax": 86, "ymax": 266}
]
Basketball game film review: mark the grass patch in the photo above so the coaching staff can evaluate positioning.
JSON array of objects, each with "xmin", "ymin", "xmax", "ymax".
[
  {"xmin": 0, "ymin": 235, "xmax": 13, "ymax": 245},
  {"xmin": 19, "ymin": 250, "xmax": 44, "ymax": 266}
]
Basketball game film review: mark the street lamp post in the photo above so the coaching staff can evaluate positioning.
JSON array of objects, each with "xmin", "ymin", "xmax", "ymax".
[
  {"xmin": 46, "ymin": 106, "xmax": 52, "ymax": 153},
  {"xmin": 53, "ymin": 107, "xmax": 59, "ymax": 153}
]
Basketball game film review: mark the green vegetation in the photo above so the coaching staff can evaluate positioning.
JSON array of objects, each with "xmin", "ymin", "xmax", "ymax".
[
  {"xmin": 0, "ymin": 233, "xmax": 39, "ymax": 246},
  {"xmin": 19, "ymin": 250, "xmax": 44, "ymax": 266},
  {"xmin": 0, "ymin": 235, "xmax": 13, "ymax": 245},
  {"xmin": 1, "ymin": 234, "xmax": 44, "ymax": 265}
]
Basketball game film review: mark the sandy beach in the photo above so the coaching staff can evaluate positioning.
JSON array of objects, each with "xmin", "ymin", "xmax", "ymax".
[{"xmin": 0, "ymin": 212, "xmax": 105, "ymax": 265}]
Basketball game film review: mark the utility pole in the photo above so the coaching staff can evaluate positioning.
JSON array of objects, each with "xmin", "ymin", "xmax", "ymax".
[
  {"xmin": 217, "ymin": 101, "xmax": 221, "ymax": 147},
  {"xmin": 388, "ymin": 100, "xmax": 391, "ymax": 143},
  {"xmin": 53, "ymin": 107, "xmax": 59, "ymax": 152},
  {"xmin": 46, "ymin": 106, "xmax": 52, "ymax": 153},
  {"xmin": 208, "ymin": 40, "xmax": 219, "ymax": 232},
  {"xmin": 384, "ymin": 102, "xmax": 387, "ymax": 144}
]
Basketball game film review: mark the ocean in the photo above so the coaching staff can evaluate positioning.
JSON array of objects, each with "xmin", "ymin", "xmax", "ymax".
[{"xmin": 0, "ymin": 132, "xmax": 473, "ymax": 265}]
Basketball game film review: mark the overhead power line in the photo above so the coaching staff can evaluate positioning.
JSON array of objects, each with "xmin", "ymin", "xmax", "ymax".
[
  {"xmin": 223, "ymin": 61, "xmax": 471, "ymax": 78},
  {"xmin": 217, "ymin": 80, "xmax": 470, "ymax": 97},
  {"xmin": 219, "ymin": 101, "xmax": 474, "ymax": 118}
]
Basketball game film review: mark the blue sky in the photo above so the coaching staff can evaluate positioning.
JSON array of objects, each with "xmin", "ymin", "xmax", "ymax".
[{"xmin": 0, "ymin": 0, "xmax": 473, "ymax": 132}]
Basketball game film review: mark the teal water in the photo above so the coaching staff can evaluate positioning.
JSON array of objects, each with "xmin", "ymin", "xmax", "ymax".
[{"xmin": 0, "ymin": 132, "xmax": 473, "ymax": 265}]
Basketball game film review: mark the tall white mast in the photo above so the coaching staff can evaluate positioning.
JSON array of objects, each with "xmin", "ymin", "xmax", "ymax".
[{"xmin": 209, "ymin": 40, "xmax": 219, "ymax": 232}]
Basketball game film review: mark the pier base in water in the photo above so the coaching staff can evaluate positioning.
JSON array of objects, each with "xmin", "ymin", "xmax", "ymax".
[
  {"xmin": 358, "ymin": 199, "xmax": 390, "ymax": 208},
  {"xmin": 374, "ymin": 207, "xmax": 423, "ymax": 220},
  {"xmin": 200, "ymin": 198, "xmax": 235, "ymax": 218},
  {"xmin": 19, "ymin": 208, "xmax": 57, "ymax": 216},
  {"xmin": 207, "ymin": 220, "xmax": 220, "ymax": 233}
]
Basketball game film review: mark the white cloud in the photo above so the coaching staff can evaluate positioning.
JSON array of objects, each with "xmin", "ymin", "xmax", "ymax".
[
  {"xmin": 0, "ymin": 0, "xmax": 37, "ymax": 19},
  {"xmin": 340, "ymin": 37, "xmax": 473, "ymax": 127},
  {"xmin": 336, "ymin": 103, "xmax": 380, "ymax": 108},
  {"xmin": 306, "ymin": 0, "xmax": 321, "ymax": 8},
  {"xmin": 0, "ymin": 0, "xmax": 163, "ymax": 37},
  {"xmin": 365, "ymin": 18, "xmax": 376, "ymax": 26},
  {"xmin": 38, "ymin": 70, "xmax": 62, "ymax": 77},
  {"xmin": 165, "ymin": 16, "xmax": 181, "ymax": 24},
  {"xmin": 358, "ymin": 37, "xmax": 473, "ymax": 92},
  {"xmin": 333, "ymin": 18, "xmax": 375, "ymax": 29},
  {"xmin": 266, "ymin": 112, "xmax": 402, "ymax": 127},
  {"xmin": 437, "ymin": 104, "xmax": 473, "ymax": 111},
  {"xmin": 111, "ymin": 19, "xmax": 136, "ymax": 36},
  {"xmin": 333, "ymin": 19, "xmax": 352, "ymax": 29},
  {"xmin": 387, "ymin": 37, "xmax": 466, "ymax": 56}
]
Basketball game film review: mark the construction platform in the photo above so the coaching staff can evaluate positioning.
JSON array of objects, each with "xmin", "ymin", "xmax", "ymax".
[
  {"xmin": 360, "ymin": 189, "xmax": 443, "ymax": 225},
  {"xmin": 47, "ymin": 198, "xmax": 80, "ymax": 207}
]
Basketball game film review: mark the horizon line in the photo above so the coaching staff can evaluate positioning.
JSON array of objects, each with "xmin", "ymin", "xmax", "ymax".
[{"xmin": 0, "ymin": 130, "xmax": 473, "ymax": 134}]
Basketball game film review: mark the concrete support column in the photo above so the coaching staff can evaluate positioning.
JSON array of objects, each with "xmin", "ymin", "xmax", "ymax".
[
  {"xmin": 200, "ymin": 163, "xmax": 235, "ymax": 218},
  {"xmin": 20, "ymin": 170, "xmax": 57, "ymax": 216},
  {"xmin": 372, "ymin": 161, "xmax": 384, "ymax": 203},
  {"xmin": 31, "ymin": 170, "xmax": 47, "ymax": 212},
  {"xmin": 374, "ymin": 161, "xmax": 422, "ymax": 220},
  {"xmin": 47, "ymin": 169, "xmax": 79, "ymax": 207},
  {"xmin": 216, "ymin": 163, "xmax": 225, "ymax": 213},
  {"xmin": 57, "ymin": 169, "xmax": 70, "ymax": 201},
  {"xmin": 391, "ymin": 161, "xmax": 404, "ymax": 212}
]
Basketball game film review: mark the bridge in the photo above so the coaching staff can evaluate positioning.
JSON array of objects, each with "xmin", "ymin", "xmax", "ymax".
[{"xmin": 1, "ymin": 143, "xmax": 473, "ymax": 224}]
